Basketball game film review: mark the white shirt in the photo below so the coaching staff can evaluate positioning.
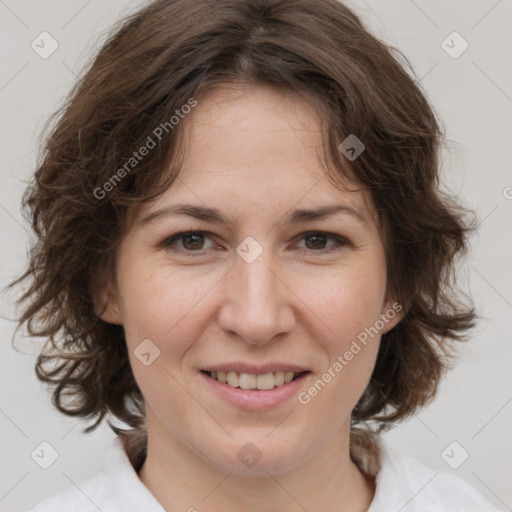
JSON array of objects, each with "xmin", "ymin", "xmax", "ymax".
[{"xmin": 28, "ymin": 436, "xmax": 504, "ymax": 511}]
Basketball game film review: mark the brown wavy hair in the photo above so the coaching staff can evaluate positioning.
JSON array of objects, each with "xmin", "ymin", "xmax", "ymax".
[{"xmin": 11, "ymin": 0, "xmax": 475, "ymax": 455}]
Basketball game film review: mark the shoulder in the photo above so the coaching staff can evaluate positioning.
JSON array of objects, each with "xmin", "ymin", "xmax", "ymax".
[
  {"xmin": 27, "ymin": 473, "xmax": 107, "ymax": 512},
  {"xmin": 369, "ymin": 440, "xmax": 505, "ymax": 511},
  {"xmin": 27, "ymin": 436, "xmax": 164, "ymax": 512}
]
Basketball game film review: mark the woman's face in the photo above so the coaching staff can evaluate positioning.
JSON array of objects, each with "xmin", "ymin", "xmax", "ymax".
[{"xmin": 101, "ymin": 83, "xmax": 401, "ymax": 475}]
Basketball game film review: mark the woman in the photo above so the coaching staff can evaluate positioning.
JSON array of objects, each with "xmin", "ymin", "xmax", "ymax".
[{"xmin": 13, "ymin": 0, "xmax": 503, "ymax": 510}]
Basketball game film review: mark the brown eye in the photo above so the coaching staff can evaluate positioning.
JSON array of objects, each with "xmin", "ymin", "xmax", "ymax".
[
  {"xmin": 295, "ymin": 231, "xmax": 350, "ymax": 254},
  {"xmin": 160, "ymin": 231, "xmax": 215, "ymax": 254},
  {"xmin": 304, "ymin": 233, "xmax": 328, "ymax": 250},
  {"xmin": 181, "ymin": 233, "xmax": 205, "ymax": 250}
]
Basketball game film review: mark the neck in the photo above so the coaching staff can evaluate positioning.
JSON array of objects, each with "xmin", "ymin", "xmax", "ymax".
[{"xmin": 136, "ymin": 417, "xmax": 376, "ymax": 512}]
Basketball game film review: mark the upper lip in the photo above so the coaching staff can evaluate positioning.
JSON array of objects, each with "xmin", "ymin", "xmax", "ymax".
[{"xmin": 201, "ymin": 363, "xmax": 310, "ymax": 375}]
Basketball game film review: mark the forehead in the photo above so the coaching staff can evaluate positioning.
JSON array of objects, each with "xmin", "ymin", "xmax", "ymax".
[{"xmin": 182, "ymin": 83, "xmax": 325, "ymax": 176}]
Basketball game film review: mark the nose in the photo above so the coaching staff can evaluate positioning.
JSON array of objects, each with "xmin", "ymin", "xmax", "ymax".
[{"xmin": 217, "ymin": 250, "xmax": 296, "ymax": 345}]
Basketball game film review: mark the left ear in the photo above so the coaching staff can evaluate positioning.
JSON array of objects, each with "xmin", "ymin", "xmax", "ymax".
[
  {"xmin": 379, "ymin": 297, "xmax": 404, "ymax": 334},
  {"xmin": 89, "ymin": 261, "xmax": 123, "ymax": 325}
]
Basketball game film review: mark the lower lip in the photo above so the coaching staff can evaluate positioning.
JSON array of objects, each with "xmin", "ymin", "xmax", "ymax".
[{"xmin": 200, "ymin": 371, "xmax": 310, "ymax": 411}]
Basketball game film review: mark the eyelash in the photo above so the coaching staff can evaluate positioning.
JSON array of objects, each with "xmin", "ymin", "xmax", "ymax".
[{"xmin": 159, "ymin": 230, "xmax": 351, "ymax": 256}]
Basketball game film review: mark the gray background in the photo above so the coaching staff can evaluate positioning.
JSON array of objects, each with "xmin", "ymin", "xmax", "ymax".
[{"xmin": 1, "ymin": 0, "xmax": 511, "ymax": 510}]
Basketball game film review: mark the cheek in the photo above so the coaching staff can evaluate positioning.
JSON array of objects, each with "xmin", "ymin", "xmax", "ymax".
[
  {"xmin": 303, "ymin": 258, "xmax": 387, "ymax": 342},
  {"xmin": 295, "ymin": 256, "xmax": 386, "ymax": 399},
  {"xmin": 115, "ymin": 259, "xmax": 215, "ymax": 410},
  {"xmin": 115, "ymin": 252, "xmax": 218, "ymax": 350}
]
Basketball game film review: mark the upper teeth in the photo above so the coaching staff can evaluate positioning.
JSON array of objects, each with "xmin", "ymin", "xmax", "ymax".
[{"xmin": 210, "ymin": 371, "xmax": 299, "ymax": 390}]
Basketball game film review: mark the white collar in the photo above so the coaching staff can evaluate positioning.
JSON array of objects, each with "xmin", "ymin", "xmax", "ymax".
[
  {"xmin": 98, "ymin": 436, "xmax": 165, "ymax": 511},
  {"xmin": 55, "ymin": 434, "xmax": 496, "ymax": 511}
]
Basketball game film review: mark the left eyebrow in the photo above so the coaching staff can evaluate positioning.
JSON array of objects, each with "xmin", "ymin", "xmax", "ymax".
[
  {"xmin": 286, "ymin": 204, "xmax": 368, "ymax": 225},
  {"xmin": 139, "ymin": 203, "xmax": 368, "ymax": 227}
]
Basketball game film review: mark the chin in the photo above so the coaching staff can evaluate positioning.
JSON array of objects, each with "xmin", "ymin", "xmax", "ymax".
[{"xmin": 199, "ymin": 436, "xmax": 311, "ymax": 477}]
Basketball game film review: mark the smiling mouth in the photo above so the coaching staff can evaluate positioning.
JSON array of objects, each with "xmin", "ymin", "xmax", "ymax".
[{"xmin": 201, "ymin": 370, "xmax": 309, "ymax": 390}]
